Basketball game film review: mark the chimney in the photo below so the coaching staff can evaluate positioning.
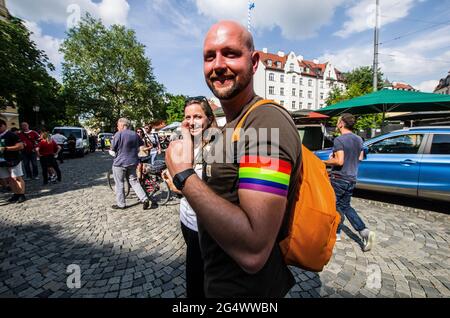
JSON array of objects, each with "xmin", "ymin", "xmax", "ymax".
[
  {"xmin": 277, "ymin": 51, "xmax": 285, "ymax": 57},
  {"xmin": 262, "ymin": 48, "xmax": 268, "ymax": 53},
  {"xmin": 313, "ymin": 59, "xmax": 319, "ymax": 64}
]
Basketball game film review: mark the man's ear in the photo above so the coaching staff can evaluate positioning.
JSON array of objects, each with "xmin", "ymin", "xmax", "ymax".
[{"xmin": 251, "ymin": 51, "xmax": 260, "ymax": 74}]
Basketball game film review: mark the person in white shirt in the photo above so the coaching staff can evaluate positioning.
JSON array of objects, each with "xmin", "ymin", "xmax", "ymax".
[
  {"xmin": 51, "ymin": 130, "xmax": 67, "ymax": 163},
  {"xmin": 163, "ymin": 96, "xmax": 218, "ymax": 298}
]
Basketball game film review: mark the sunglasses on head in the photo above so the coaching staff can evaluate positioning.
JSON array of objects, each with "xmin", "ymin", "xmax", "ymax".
[{"xmin": 186, "ymin": 96, "xmax": 208, "ymax": 103}]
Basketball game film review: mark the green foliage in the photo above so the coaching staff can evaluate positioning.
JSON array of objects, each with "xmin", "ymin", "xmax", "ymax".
[
  {"xmin": 60, "ymin": 14, "xmax": 165, "ymax": 131},
  {"xmin": 165, "ymin": 94, "xmax": 186, "ymax": 124},
  {"xmin": 326, "ymin": 66, "xmax": 385, "ymax": 131},
  {"xmin": 0, "ymin": 16, "xmax": 64, "ymax": 128}
]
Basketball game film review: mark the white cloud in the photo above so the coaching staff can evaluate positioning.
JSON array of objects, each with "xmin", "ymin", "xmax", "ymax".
[
  {"xmin": 415, "ymin": 80, "xmax": 439, "ymax": 92},
  {"xmin": 335, "ymin": 0, "xmax": 416, "ymax": 38},
  {"xmin": 23, "ymin": 21, "xmax": 64, "ymax": 67},
  {"xmin": 319, "ymin": 25, "xmax": 450, "ymax": 90},
  {"xmin": 9, "ymin": 0, "xmax": 130, "ymax": 27},
  {"xmin": 195, "ymin": 0, "xmax": 347, "ymax": 40},
  {"xmin": 147, "ymin": 0, "xmax": 203, "ymax": 40}
]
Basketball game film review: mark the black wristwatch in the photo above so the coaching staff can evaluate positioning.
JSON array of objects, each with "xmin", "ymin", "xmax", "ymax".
[{"xmin": 173, "ymin": 168, "xmax": 196, "ymax": 191}]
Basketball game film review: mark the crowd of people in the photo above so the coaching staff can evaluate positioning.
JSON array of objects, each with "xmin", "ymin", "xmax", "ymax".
[
  {"xmin": 0, "ymin": 121, "xmax": 64, "ymax": 203},
  {"xmin": 1, "ymin": 20, "xmax": 377, "ymax": 299}
]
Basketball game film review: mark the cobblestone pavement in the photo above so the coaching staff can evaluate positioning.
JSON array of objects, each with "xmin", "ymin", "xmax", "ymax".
[{"xmin": 0, "ymin": 151, "xmax": 449, "ymax": 298}]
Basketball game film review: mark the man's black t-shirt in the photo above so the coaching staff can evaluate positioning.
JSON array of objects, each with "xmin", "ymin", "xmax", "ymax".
[
  {"xmin": 200, "ymin": 96, "xmax": 302, "ymax": 297},
  {"xmin": 0, "ymin": 130, "xmax": 22, "ymax": 164}
]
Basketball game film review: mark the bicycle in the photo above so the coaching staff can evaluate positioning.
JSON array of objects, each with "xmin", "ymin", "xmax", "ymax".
[{"xmin": 107, "ymin": 158, "xmax": 172, "ymax": 205}]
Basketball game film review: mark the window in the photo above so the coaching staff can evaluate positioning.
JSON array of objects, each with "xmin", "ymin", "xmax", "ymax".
[
  {"xmin": 308, "ymin": 79, "xmax": 312, "ymax": 87},
  {"xmin": 292, "ymin": 101, "xmax": 296, "ymax": 109},
  {"xmin": 276, "ymin": 61, "xmax": 281, "ymax": 68},
  {"xmin": 308, "ymin": 91, "xmax": 312, "ymax": 99},
  {"xmin": 280, "ymin": 87, "xmax": 284, "ymax": 96},
  {"xmin": 269, "ymin": 86, "xmax": 274, "ymax": 95},
  {"xmin": 305, "ymin": 67, "xmax": 309, "ymax": 73},
  {"xmin": 267, "ymin": 59, "xmax": 272, "ymax": 66},
  {"xmin": 299, "ymin": 102, "xmax": 303, "ymax": 108},
  {"xmin": 280, "ymin": 100, "xmax": 284, "ymax": 106},
  {"xmin": 269, "ymin": 73, "xmax": 274, "ymax": 81},
  {"xmin": 307, "ymin": 103, "xmax": 312, "ymax": 109},
  {"xmin": 292, "ymin": 76, "xmax": 296, "ymax": 84},
  {"xmin": 300, "ymin": 90, "xmax": 303, "ymax": 97},
  {"xmin": 292, "ymin": 88, "xmax": 296, "ymax": 96},
  {"xmin": 431, "ymin": 134, "xmax": 450, "ymax": 154},
  {"xmin": 300, "ymin": 78, "xmax": 303, "ymax": 85},
  {"xmin": 280, "ymin": 74, "xmax": 284, "ymax": 82},
  {"xmin": 320, "ymin": 92, "xmax": 324, "ymax": 100},
  {"xmin": 289, "ymin": 63, "xmax": 294, "ymax": 71},
  {"xmin": 320, "ymin": 81, "xmax": 324, "ymax": 88},
  {"xmin": 368, "ymin": 134, "xmax": 424, "ymax": 154}
]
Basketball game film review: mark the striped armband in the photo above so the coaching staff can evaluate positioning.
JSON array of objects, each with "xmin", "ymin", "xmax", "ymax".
[{"xmin": 238, "ymin": 155, "xmax": 292, "ymax": 197}]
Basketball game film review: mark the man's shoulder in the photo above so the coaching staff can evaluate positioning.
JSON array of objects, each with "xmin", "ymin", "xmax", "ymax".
[{"xmin": 246, "ymin": 101, "xmax": 295, "ymax": 128}]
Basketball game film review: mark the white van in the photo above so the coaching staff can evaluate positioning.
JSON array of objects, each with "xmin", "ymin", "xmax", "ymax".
[{"xmin": 52, "ymin": 126, "xmax": 89, "ymax": 156}]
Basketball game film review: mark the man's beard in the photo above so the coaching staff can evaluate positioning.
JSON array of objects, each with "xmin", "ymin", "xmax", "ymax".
[{"xmin": 206, "ymin": 66, "xmax": 253, "ymax": 100}]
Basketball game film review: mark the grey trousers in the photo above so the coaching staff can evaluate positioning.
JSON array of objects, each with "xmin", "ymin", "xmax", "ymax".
[{"xmin": 112, "ymin": 165, "xmax": 147, "ymax": 207}]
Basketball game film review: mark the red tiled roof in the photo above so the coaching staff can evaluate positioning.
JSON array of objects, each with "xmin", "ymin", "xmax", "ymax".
[
  {"xmin": 258, "ymin": 51, "xmax": 287, "ymax": 70},
  {"xmin": 258, "ymin": 50, "xmax": 344, "ymax": 81},
  {"xmin": 208, "ymin": 100, "xmax": 220, "ymax": 111},
  {"xmin": 392, "ymin": 82, "xmax": 415, "ymax": 90}
]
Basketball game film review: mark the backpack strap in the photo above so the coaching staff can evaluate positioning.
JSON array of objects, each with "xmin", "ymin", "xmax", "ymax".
[{"xmin": 231, "ymin": 99, "xmax": 278, "ymax": 143}]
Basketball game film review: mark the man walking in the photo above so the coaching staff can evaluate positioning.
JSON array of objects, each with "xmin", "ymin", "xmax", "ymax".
[
  {"xmin": 323, "ymin": 113, "xmax": 375, "ymax": 252},
  {"xmin": 0, "ymin": 119, "xmax": 26, "ymax": 203},
  {"xmin": 111, "ymin": 118, "xmax": 155, "ymax": 210},
  {"xmin": 18, "ymin": 122, "xmax": 40, "ymax": 180},
  {"xmin": 166, "ymin": 21, "xmax": 301, "ymax": 297}
]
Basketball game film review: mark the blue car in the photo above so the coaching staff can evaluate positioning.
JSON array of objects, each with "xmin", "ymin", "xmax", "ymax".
[{"xmin": 314, "ymin": 127, "xmax": 450, "ymax": 202}]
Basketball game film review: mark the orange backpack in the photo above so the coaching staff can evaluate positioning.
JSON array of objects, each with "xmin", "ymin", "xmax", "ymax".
[{"xmin": 232, "ymin": 99, "xmax": 340, "ymax": 272}]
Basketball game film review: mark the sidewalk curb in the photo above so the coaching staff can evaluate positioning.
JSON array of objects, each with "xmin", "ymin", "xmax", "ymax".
[{"xmin": 353, "ymin": 197, "xmax": 450, "ymax": 222}]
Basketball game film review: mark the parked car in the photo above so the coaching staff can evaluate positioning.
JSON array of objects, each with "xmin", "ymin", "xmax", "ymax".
[
  {"xmin": 314, "ymin": 127, "xmax": 450, "ymax": 202},
  {"xmin": 52, "ymin": 126, "xmax": 89, "ymax": 157}
]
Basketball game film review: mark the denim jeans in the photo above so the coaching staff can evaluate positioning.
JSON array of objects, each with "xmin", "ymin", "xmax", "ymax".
[
  {"xmin": 330, "ymin": 177, "xmax": 366, "ymax": 234},
  {"xmin": 22, "ymin": 151, "xmax": 38, "ymax": 178},
  {"xmin": 150, "ymin": 150, "xmax": 158, "ymax": 165}
]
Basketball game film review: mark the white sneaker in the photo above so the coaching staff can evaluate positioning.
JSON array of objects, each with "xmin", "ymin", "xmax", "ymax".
[
  {"xmin": 362, "ymin": 231, "xmax": 376, "ymax": 252},
  {"xmin": 336, "ymin": 233, "xmax": 341, "ymax": 241}
]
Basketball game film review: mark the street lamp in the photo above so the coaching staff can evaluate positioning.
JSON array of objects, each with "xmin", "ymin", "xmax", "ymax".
[{"xmin": 32, "ymin": 105, "xmax": 40, "ymax": 129}]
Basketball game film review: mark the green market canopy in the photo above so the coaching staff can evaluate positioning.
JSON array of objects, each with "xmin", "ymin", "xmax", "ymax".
[{"xmin": 316, "ymin": 89, "xmax": 450, "ymax": 117}]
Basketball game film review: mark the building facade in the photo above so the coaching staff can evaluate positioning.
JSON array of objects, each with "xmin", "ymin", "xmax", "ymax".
[
  {"xmin": 0, "ymin": 0, "xmax": 9, "ymax": 22},
  {"xmin": 434, "ymin": 71, "xmax": 450, "ymax": 95},
  {"xmin": 254, "ymin": 49, "xmax": 346, "ymax": 112}
]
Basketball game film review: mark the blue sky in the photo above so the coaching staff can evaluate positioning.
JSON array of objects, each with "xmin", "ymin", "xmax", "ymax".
[{"xmin": 8, "ymin": 0, "xmax": 450, "ymax": 96}]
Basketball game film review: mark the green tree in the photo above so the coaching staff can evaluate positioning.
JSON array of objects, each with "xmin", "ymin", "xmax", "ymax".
[
  {"xmin": 60, "ymin": 15, "xmax": 165, "ymax": 131},
  {"xmin": 325, "ymin": 66, "xmax": 384, "ymax": 131},
  {"xmin": 165, "ymin": 94, "xmax": 186, "ymax": 123},
  {"xmin": 0, "ymin": 16, "xmax": 63, "ymax": 128}
]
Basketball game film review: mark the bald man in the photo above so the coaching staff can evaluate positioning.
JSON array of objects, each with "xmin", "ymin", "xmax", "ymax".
[{"xmin": 166, "ymin": 21, "xmax": 302, "ymax": 297}]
